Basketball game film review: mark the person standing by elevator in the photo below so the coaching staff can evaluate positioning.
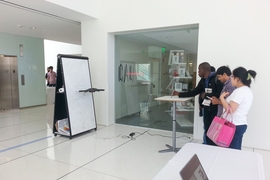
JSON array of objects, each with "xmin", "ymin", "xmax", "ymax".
[{"xmin": 47, "ymin": 66, "xmax": 57, "ymax": 87}]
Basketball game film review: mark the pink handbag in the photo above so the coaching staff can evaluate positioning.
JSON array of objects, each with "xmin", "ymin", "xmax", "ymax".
[{"xmin": 207, "ymin": 107, "xmax": 236, "ymax": 147}]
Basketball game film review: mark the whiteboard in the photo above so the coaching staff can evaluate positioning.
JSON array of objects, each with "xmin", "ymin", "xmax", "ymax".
[{"xmin": 61, "ymin": 57, "xmax": 96, "ymax": 135}]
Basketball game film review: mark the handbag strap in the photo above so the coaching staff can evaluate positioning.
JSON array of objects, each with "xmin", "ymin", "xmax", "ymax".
[{"xmin": 221, "ymin": 106, "xmax": 233, "ymax": 122}]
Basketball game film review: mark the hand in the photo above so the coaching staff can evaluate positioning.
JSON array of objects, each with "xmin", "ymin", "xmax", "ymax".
[
  {"xmin": 171, "ymin": 91, "xmax": 179, "ymax": 96},
  {"xmin": 211, "ymin": 96, "xmax": 219, "ymax": 105},
  {"xmin": 220, "ymin": 91, "xmax": 230, "ymax": 99}
]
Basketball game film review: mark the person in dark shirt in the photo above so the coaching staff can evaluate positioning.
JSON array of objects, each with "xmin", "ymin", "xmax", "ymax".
[
  {"xmin": 199, "ymin": 66, "xmax": 216, "ymax": 117},
  {"xmin": 172, "ymin": 62, "xmax": 223, "ymax": 145},
  {"xmin": 198, "ymin": 65, "xmax": 216, "ymax": 144},
  {"xmin": 45, "ymin": 67, "xmax": 50, "ymax": 86}
]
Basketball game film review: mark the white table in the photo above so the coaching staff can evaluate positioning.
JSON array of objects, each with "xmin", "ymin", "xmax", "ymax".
[
  {"xmin": 154, "ymin": 143, "xmax": 265, "ymax": 180},
  {"xmin": 155, "ymin": 96, "xmax": 192, "ymax": 153}
]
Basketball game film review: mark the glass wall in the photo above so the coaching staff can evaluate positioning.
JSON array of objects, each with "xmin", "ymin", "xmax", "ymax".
[{"xmin": 115, "ymin": 25, "xmax": 198, "ymax": 134}]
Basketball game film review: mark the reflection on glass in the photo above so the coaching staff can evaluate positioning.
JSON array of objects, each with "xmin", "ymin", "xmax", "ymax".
[
  {"xmin": 115, "ymin": 26, "xmax": 198, "ymax": 134},
  {"xmin": 137, "ymin": 64, "xmax": 150, "ymax": 82}
]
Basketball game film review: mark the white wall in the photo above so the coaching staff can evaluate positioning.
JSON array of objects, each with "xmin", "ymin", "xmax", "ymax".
[
  {"xmin": 44, "ymin": 40, "xmax": 82, "ymax": 73},
  {"xmin": 80, "ymin": 0, "xmax": 270, "ymax": 150}
]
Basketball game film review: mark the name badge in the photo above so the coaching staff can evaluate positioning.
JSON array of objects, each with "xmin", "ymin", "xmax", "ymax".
[
  {"xmin": 202, "ymin": 99, "xmax": 211, "ymax": 106},
  {"xmin": 205, "ymin": 88, "xmax": 212, "ymax": 93}
]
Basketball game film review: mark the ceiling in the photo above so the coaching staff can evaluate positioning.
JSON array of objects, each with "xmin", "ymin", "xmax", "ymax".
[
  {"xmin": 0, "ymin": 0, "xmax": 198, "ymax": 53},
  {"xmin": 0, "ymin": 0, "xmax": 93, "ymax": 45}
]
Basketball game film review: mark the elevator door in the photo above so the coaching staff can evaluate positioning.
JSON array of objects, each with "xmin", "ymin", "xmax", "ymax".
[{"xmin": 0, "ymin": 56, "xmax": 19, "ymax": 109}]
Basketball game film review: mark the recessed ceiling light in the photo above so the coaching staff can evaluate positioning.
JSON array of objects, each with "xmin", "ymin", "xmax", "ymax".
[
  {"xmin": 17, "ymin": 25, "xmax": 23, "ymax": 28},
  {"xmin": 30, "ymin": 27, "xmax": 37, "ymax": 30},
  {"xmin": 166, "ymin": 36, "xmax": 172, "ymax": 39}
]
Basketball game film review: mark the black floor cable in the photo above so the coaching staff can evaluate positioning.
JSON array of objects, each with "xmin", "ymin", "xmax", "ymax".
[{"xmin": 57, "ymin": 129, "xmax": 193, "ymax": 179}]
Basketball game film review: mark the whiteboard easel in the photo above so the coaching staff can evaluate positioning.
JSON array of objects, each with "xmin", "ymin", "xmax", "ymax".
[{"xmin": 53, "ymin": 54, "xmax": 97, "ymax": 138}]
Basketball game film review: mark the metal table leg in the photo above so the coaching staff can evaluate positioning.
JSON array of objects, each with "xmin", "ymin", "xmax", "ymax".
[{"xmin": 159, "ymin": 101, "xmax": 180, "ymax": 153}]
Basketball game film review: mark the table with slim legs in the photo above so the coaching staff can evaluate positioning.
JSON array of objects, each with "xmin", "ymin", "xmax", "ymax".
[{"xmin": 155, "ymin": 96, "xmax": 193, "ymax": 153}]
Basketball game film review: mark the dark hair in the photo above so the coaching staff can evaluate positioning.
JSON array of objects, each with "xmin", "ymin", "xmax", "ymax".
[
  {"xmin": 210, "ymin": 66, "xmax": 215, "ymax": 72},
  {"xmin": 199, "ymin": 62, "xmax": 211, "ymax": 72},
  {"xmin": 216, "ymin": 66, "xmax": 232, "ymax": 76},
  {"xmin": 232, "ymin": 67, "xmax": 257, "ymax": 87}
]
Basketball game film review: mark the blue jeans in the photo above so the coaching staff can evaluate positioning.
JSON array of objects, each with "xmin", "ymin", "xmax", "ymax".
[
  {"xmin": 229, "ymin": 125, "xmax": 247, "ymax": 150},
  {"xmin": 203, "ymin": 108, "xmax": 217, "ymax": 146}
]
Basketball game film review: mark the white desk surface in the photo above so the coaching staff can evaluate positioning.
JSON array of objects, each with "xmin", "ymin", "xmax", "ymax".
[
  {"xmin": 154, "ymin": 143, "xmax": 265, "ymax": 180},
  {"xmin": 155, "ymin": 96, "xmax": 192, "ymax": 102}
]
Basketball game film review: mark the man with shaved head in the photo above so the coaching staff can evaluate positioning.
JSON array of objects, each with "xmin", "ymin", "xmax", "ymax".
[{"xmin": 172, "ymin": 62, "xmax": 223, "ymax": 146}]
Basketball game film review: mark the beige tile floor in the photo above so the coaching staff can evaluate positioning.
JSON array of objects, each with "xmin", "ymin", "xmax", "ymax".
[{"xmin": 0, "ymin": 105, "xmax": 269, "ymax": 180}]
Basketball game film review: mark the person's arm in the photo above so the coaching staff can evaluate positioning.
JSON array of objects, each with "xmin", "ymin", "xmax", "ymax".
[
  {"xmin": 220, "ymin": 92, "xmax": 239, "ymax": 113},
  {"xmin": 211, "ymin": 96, "xmax": 221, "ymax": 105},
  {"xmin": 177, "ymin": 78, "xmax": 204, "ymax": 97},
  {"xmin": 211, "ymin": 82, "xmax": 236, "ymax": 105},
  {"xmin": 205, "ymin": 77, "xmax": 223, "ymax": 99}
]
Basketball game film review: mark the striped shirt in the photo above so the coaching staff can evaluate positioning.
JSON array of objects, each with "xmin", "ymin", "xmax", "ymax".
[
  {"xmin": 217, "ymin": 78, "xmax": 236, "ymax": 117},
  {"xmin": 47, "ymin": 71, "xmax": 57, "ymax": 85}
]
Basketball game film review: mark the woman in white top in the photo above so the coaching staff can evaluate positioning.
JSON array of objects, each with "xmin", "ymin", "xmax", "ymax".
[{"xmin": 220, "ymin": 67, "xmax": 257, "ymax": 150}]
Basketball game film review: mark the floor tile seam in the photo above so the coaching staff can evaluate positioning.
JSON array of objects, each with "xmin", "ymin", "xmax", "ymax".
[
  {"xmin": 115, "ymin": 125, "xmax": 190, "ymax": 140},
  {"xmin": 0, "ymin": 138, "xmax": 71, "ymax": 166},
  {"xmin": 56, "ymin": 138, "xmax": 136, "ymax": 180},
  {"xmin": 87, "ymin": 167, "xmax": 128, "ymax": 180},
  {"xmin": 243, "ymin": 146, "xmax": 270, "ymax": 153},
  {"xmin": 126, "ymin": 126, "xmax": 193, "ymax": 140},
  {"xmin": 116, "ymin": 122, "xmax": 192, "ymax": 134},
  {"xmin": 28, "ymin": 138, "xmax": 70, "ymax": 156},
  {"xmin": 115, "ymin": 123, "xmax": 153, "ymax": 131},
  {"xmin": 0, "ymin": 116, "xmax": 47, "ymax": 125},
  {"xmin": 0, "ymin": 109, "xmax": 48, "ymax": 119},
  {"xmin": 30, "ymin": 153, "xmax": 81, "ymax": 167},
  {"xmin": 0, "ymin": 144, "xmax": 11, "ymax": 149},
  {"xmin": 77, "ymin": 168, "xmax": 128, "ymax": 180},
  {"xmin": 0, "ymin": 113, "xmax": 46, "ymax": 120},
  {"xmin": 0, "ymin": 152, "xmax": 79, "ymax": 168},
  {"xmin": 17, "ymin": 106, "xmax": 50, "ymax": 112},
  {"xmin": 0, "ymin": 144, "xmax": 29, "ymax": 155},
  {"xmin": 0, "ymin": 128, "xmax": 51, "ymax": 143},
  {"xmin": 0, "ymin": 114, "xmax": 45, "ymax": 120},
  {"xmin": 0, "ymin": 135, "xmax": 53, "ymax": 154},
  {"xmin": 0, "ymin": 117, "xmax": 48, "ymax": 129},
  {"xmin": 96, "ymin": 124, "xmax": 111, "ymax": 130},
  {"xmin": 96, "ymin": 125, "xmax": 106, "ymax": 130},
  {"xmin": 80, "ymin": 131, "xmax": 149, "ymax": 164},
  {"xmin": 0, "ymin": 115, "xmax": 42, "ymax": 122},
  {"xmin": 256, "ymin": 148, "xmax": 270, "ymax": 152}
]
